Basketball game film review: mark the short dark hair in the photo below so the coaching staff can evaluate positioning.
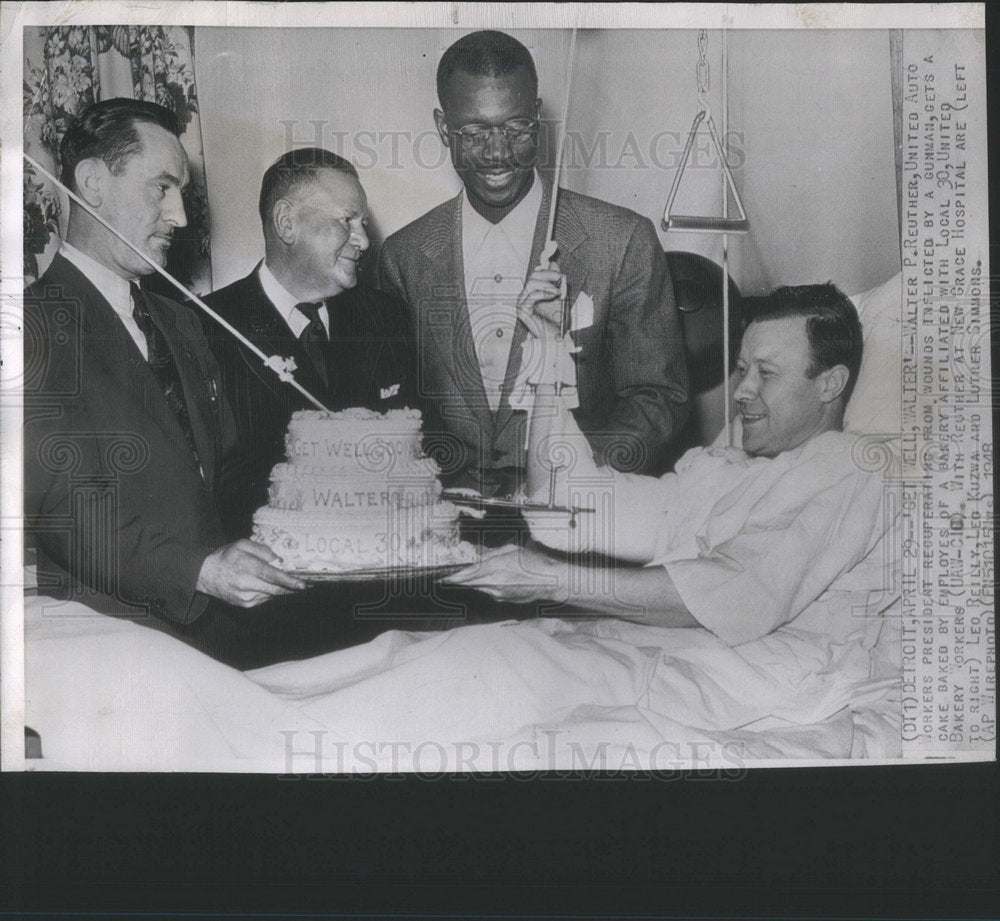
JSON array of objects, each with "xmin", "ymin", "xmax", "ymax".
[
  {"xmin": 258, "ymin": 148, "xmax": 359, "ymax": 227},
  {"xmin": 741, "ymin": 283, "xmax": 864, "ymax": 404},
  {"xmin": 59, "ymin": 98, "xmax": 181, "ymax": 190},
  {"xmin": 436, "ymin": 30, "xmax": 538, "ymax": 107}
]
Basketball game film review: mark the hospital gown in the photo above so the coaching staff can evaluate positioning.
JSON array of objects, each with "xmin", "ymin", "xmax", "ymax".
[{"xmin": 529, "ymin": 428, "xmax": 894, "ymax": 646}]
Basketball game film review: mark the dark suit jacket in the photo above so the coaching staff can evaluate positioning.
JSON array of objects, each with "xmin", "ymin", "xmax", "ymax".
[
  {"xmin": 377, "ymin": 181, "xmax": 689, "ymax": 490},
  {"xmin": 24, "ymin": 253, "xmax": 237, "ymax": 626},
  {"xmin": 201, "ymin": 267, "xmax": 417, "ymax": 536}
]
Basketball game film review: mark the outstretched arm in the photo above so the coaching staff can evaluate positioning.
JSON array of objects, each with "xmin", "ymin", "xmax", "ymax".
[{"xmin": 445, "ymin": 543, "xmax": 698, "ymax": 627}]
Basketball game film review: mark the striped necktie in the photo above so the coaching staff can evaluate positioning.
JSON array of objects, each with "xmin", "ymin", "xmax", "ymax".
[
  {"xmin": 296, "ymin": 301, "xmax": 329, "ymax": 387},
  {"xmin": 131, "ymin": 283, "xmax": 201, "ymax": 467}
]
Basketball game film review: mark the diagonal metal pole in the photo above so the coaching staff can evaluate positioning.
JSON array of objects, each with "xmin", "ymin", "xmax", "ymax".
[
  {"xmin": 527, "ymin": 26, "xmax": 579, "ymax": 506},
  {"xmin": 23, "ymin": 153, "xmax": 331, "ymax": 412},
  {"xmin": 544, "ymin": 25, "xmax": 579, "ymax": 249},
  {"xmin": 721, "ymin": 27, "xmax": 732, "ymax": 446},
  {"xmin": 541, "ymin": 25, "xmax": 578, "ymax": 340}
]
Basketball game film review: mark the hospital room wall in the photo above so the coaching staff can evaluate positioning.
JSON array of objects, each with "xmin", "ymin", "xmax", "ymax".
[
  {"xmin": 727, "ymin": 29, "xmax": 902, "ymax": 296},
  {"xmin": 197, "ymin": 28, "xmax": 901, "ymax": 296}
]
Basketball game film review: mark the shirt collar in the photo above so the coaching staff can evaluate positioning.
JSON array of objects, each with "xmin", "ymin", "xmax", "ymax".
[
  {"xmin": 461, "ymin": 169, "xmax": 544, "ymax": 255},
  {"xmin": 259, "ymin": 262, "xmax": 328, "ymax": 337},
  {"xmin": 59, "ymin": 241, "xmax": 133, "ymax": 320}
]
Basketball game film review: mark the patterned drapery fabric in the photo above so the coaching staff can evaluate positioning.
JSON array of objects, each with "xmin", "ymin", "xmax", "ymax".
[{"xmin": 23, "ymin": 26, "xmax": 212, "ymax": 293}]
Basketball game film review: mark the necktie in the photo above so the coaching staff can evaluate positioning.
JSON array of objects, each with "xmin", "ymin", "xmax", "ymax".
[
  {"xmin": 130, "ymin": 283, "xmax": 201, "ymax": 467},
  {"xmin": 296, "ymin": 301, "xmax": 329, "ymax": 387}
]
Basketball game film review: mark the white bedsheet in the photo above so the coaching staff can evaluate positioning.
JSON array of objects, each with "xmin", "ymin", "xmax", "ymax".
[
  {"xmin": 24, "ymin": 592, "xmax": 900, "ymax": 772},
  {"xmin": 24, "ymin": 594, "xmax": 326, "ymax": 771}
]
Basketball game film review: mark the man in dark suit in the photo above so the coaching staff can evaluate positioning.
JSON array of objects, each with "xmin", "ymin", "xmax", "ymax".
[
  {"xmin": 202, "ymin": 148, "xmax": 416, "ymax": 536},
  {"xmin": 378, "ymin": 30, "xmax": 689, "ymax": 496},
  {"xmin": 24, "ymin": 99, "xmax": 306, "ymax": 667}
]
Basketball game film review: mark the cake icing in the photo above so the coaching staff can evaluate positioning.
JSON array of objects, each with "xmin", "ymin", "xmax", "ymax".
[{"xmin": 252, "ymin": 408, "xmax": 477, "ymax": 572}]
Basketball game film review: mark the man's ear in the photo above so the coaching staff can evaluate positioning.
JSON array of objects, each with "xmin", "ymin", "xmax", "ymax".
[
  {"xmin": 535, "ymin": 97, "xmax": 542, "ymax": 119},
  {"xmin": 818, "ymin": 364, "xmax": 850, "ymax": 404},
  {"xmin": 271, "ymin": 199, "xmax": 296, "ymax": 245},
  {"xmin": 74, "ymin": 158, "xmax": 106, "ymax": 207},
  {"xmin": 433, "ymin": 108, "xmax": 449, "ymax": 147}
]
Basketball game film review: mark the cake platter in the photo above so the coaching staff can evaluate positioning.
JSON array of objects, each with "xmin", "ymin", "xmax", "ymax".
[{"xmin": 289, "ymin": 561, "xmax": 474, "ymax": 583}]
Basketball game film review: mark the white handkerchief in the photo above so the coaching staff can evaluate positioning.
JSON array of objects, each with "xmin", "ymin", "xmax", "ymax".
[
  {"xmin": 380, "ymin": 383, "xmax": 401, "ymax": 399},
  {"xmin": 570, "ymin": 291, "xmax": 594, "ymax": 332}
]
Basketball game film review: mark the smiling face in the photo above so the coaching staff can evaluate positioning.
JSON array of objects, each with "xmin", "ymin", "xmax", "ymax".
[
  {"xmin": 733, "ymin": 317, "xmax": 846, "ymax": 457},
  {"xmin": 435, "ymin": 66, "xmax": 540, "ymax": 210},
  {"xmin": 94, "ymin": 121, "xmax": 189, "ymax": 278},
  {"xmin": 283, "ymin": 169, "xmax": 370, "ymax": 300}
]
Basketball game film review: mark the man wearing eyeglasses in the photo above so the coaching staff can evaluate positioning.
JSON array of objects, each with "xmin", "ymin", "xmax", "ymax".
[{"xmin": 378, "ymin": 29, "xmax": 689, "ymax": 498}]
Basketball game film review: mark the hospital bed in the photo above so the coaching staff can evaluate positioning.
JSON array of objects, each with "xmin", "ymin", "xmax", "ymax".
[{"xmin": 22, "ymin": 272, "xmax": 904, "ymax": 771}]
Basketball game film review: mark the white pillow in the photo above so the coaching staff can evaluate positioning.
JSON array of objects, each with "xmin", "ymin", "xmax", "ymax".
[{"xmin": 844, "ymin": 273, "xmax": 903, "ymax": 436}]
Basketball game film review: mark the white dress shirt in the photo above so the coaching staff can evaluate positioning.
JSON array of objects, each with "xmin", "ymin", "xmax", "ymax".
[
  {"xmin": 461, "ymin": 173, "xmax": 543, "ymax": 412},
  {"xmin": 258, "ymin": 262, "xmax": 330, "ymax": 337},
  {"xmin": 59, "ymin": 241, "xmax": 148, "ymax": 360}
]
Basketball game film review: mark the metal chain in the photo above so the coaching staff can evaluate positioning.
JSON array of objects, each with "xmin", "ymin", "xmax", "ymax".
[{"xmin": 696, "ymin": 28, "xmax": 710, "ymax": 109}]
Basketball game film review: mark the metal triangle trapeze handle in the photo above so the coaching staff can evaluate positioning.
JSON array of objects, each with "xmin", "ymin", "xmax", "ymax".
[{"xmin": 662, "ymin": 109, "xmax": 749, "ymax": 234}]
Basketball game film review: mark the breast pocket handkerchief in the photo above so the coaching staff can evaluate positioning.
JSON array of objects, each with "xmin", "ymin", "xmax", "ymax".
[{"xmin": 570, "ymin": 291, "xmax": 594, "ymax": 332}]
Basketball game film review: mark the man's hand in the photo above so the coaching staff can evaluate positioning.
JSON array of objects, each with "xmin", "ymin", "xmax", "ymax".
[
  {"xmin": 443, "ymin": 543, "xmax": 570, "ymax": 604},
  {"xmin": 516, "ymin": 260, "xmax": 565, "ymax": 337},
  {"xmin": 196, "ymin": 539, "xmax": 307, "ymax": 607}
]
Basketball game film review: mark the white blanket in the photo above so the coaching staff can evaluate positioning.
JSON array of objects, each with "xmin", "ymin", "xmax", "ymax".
[{"xmin": 25, "ymin": 592, "xmax": 900, "ymax": 772}]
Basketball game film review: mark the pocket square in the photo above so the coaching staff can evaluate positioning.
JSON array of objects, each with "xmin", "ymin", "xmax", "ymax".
[
  {"xmin": 380, "ymin": 383, "xmax": 401, "ymax": 399},
  {"xmin": 570, "ymin": 291, "xmax": 594, "ymax": 332}
]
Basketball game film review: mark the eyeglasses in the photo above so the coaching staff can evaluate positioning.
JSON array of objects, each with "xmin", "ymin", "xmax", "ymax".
[{"xmin": 445, "ymin": 118, "xmax": 540, "ymax": 151}]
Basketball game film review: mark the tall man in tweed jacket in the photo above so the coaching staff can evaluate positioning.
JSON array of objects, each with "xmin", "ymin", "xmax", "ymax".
[{"xmin": 378, "ymin": 30, "xmax": 689, "ymax": 496}]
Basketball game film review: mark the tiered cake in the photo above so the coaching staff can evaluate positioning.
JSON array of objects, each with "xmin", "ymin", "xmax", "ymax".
[{"xmin": 252, "ymin": 408, "xmax": 477, "ymax": 573}]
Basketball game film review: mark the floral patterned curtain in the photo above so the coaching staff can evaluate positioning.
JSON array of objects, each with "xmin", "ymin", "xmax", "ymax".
[{"xmin": 23, "ymin": 25, "xmax": 212, "ymax": 294}]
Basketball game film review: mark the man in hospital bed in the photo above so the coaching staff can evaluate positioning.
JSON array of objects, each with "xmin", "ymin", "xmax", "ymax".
[{"xmin": 447, "ymin": 282, "xmax": 892, "ymax": 650}]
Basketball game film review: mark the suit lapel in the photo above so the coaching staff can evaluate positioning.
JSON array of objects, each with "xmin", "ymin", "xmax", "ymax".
[
  {"xmin": 145, "ymin": 293, "xmax": 219, "ymax": 484},
  {"xmin": 322, "ymin": 287, "xmax": 358, "ymax": 407},
  {"xmin": 47, "ymin": 257, "xmax": 184, "ymax": 445},
  {"xmin": 45, "ymin": 255, "xmax": 144, "ymax": 384},
  {"xmin": 526, "ymin": 179, "xmax": 591, "ymax": 307},
  {"xmin": 494, "ymin": 180, "xmax": 591, "ymax": 438},
  {"xmin": 417, "ymin": 194, "xmax": 492, "ymax": 428},
  {"xmin": 240, "ymin": 272, "xmax": 330, "ymax": 406}
]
